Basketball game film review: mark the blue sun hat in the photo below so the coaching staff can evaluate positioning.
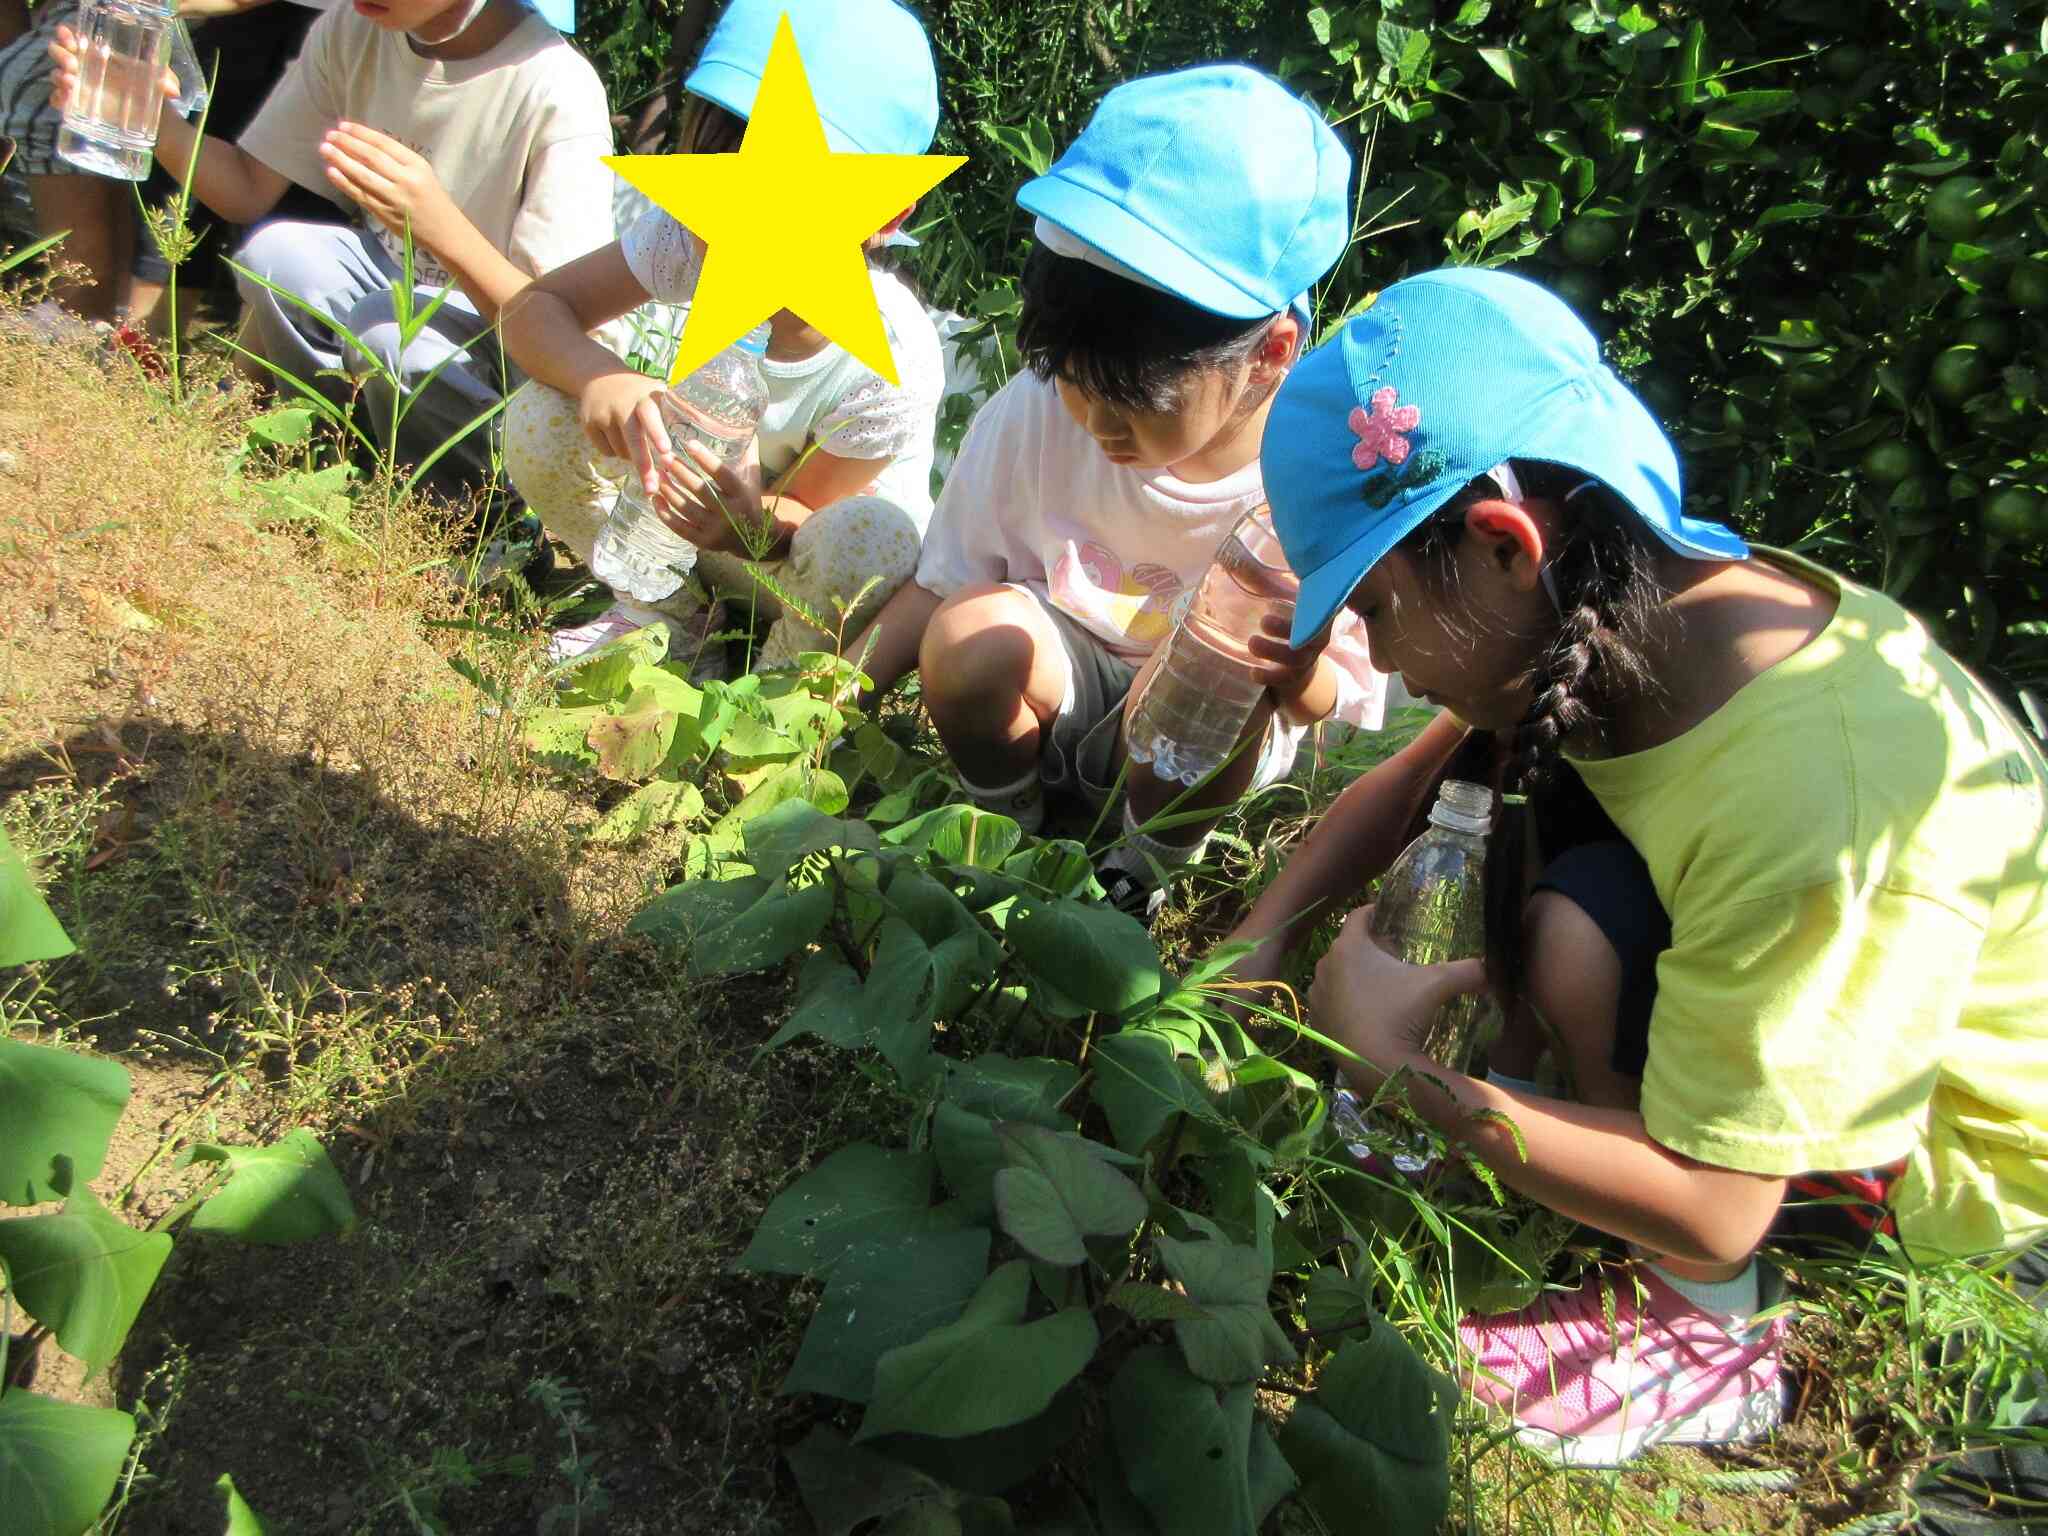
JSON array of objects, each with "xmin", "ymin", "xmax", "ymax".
[
  {"xmin": 1016, "ymin": 64, "xmax": 1352, "ymax": 321},
  {"xmin": 685, "ymin": 0, "xmax": 941, "ymax": 157},
  {"xmin": 1266, "ymin": 267, "xmax": 1749, "ymax": 646}
]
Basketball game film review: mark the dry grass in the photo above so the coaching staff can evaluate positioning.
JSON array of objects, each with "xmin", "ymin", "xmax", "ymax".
[{"xmin": 0, "ymin": 316, "xmax": 888, "ymax": 1533}]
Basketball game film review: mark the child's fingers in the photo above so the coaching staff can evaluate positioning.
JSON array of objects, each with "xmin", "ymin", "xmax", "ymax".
[{"xmin": 628, "ymin": 397, "xmax": 670, "ymax": 494}]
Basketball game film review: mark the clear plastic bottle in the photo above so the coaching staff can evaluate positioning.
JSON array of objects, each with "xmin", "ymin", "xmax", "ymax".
[
  {"xmin": 57, "ymin": 0, "xmax": 209, "ymax": 181},
  {"xmin": 590, "ymin": 320, "xmax": 772, "ymax": 604},
  {"xmin": 1334, "ymin": 780, "xmax": 1498, "ymax": 1172},
  {"xmin": 1125, "ymin": 505, "xmax": 1299, "ymax": 786}
]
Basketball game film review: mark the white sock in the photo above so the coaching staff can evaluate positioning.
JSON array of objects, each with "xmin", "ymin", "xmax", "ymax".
[
  {"xmin": 1098, "ymin": 803, "xmax": 1206, "ymax": 888},
  {"xmin": 960, "ymin": 766, "xmax": 1045, "ymax": 834},
  {"xmin": 1650, "ymin": 1258, "xmax": 1759, "ymax": 1321},
  {"xmin": 1485, "ymin": 1067, "xmax": 1546, "ymax": 1097}
]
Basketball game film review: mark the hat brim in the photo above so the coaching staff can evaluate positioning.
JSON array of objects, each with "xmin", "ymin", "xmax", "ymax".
[
  {"xmin": 685, "ymin": 60, "xmax": 867, "ymax": 153},
  {"xmin": 1018, "ymin": 174, "xmax": 1279, "ymax": 320},
  {"xmin": 1287, "ymin": 482, "xmax": 1468, "ymax": 648}
]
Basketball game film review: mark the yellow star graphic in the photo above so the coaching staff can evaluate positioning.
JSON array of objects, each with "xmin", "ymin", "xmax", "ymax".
[{"xmin": 603, "ymin": 15, "xmax": 965, "ymax": 386}]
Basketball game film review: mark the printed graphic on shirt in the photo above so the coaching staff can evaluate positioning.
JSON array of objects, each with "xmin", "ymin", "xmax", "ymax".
[{"xmin": 1048, "ymin": 541, "xmax": 1184, "ymax": 649}]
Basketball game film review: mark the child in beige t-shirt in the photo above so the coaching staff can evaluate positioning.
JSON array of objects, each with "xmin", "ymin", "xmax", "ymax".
[{"xmin": 49, "ymin": 0, "xmax": 616, "ymax": 500}]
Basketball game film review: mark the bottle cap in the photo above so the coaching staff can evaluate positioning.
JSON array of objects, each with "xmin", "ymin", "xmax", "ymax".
[
  {"xmin": 1429, "ymin": 779, "xmax": 1491, "ymax": 835},
  {"xmin": 733, "ymin": 321, "xmax": 773, "ymax": 359}
]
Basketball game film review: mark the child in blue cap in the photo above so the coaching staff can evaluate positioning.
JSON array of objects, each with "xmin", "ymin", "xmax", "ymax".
[
  {"xmin": 852, "ymin": 64, "xmax": 1386, "ymax": 914},
  {"xmin": 500, "ymin": 0, "xmax": 945, "ymax": 675},
  {"xmin": 1232, "ymin": 266, "xmax": 2048, "ymax": 1477},
  {"xmin": 49, "ymin": 0, "xmax": 616, "ymax": 502}
]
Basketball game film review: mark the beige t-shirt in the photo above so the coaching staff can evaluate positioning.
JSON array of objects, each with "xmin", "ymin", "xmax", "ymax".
[{"xmin": 239, "ymin": 5, "xmax": 615, "ymax": 291}]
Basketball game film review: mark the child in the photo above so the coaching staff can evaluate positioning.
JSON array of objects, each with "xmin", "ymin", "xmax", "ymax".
[
  {"xmin": 851, "ymin": 64, "xmax": 1387, "ymax": 915},
  {"xmin": 48, "ymin": 0, "xmax": 618, "ymax": 500},
  {"xmin": 497, "ymin": 0, "xmax": 944, "ymax": 674},
  {"xmin": 1236, "ymin": 266, "xmax": 2048, "ymax": 1477}
]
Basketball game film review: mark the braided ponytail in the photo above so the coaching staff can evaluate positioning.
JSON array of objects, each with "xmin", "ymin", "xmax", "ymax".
[{"xmin": 1397, "ymin": 465, "xmax": 1665, "ymax": 1010}]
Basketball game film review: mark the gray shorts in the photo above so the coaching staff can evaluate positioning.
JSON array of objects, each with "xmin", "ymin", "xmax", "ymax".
[{"xmin": 1015, "ymin": 585, "xmax": 1291, "ymax": 808}]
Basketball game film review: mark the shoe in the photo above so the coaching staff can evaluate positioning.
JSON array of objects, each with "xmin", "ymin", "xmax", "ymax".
[
  {"xmin": 1098, "ymin": 867, "xmax": 1166, "ymax": 924},
  {"xmin": 546, "ymin": 601, "xmax": 673, "ymax": 664},
  {"xmin": 1459, "ymin": 1263, "xmax": 1785, "ymax": 1467}
]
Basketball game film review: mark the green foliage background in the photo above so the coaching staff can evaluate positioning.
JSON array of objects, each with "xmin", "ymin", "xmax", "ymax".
[{"xmin": 572, "ymin": 0, "xmax": 2048, "ymax": 703}]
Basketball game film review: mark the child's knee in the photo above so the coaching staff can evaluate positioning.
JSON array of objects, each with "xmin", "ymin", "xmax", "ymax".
[
  {"xmin": 1519, "ymin": 887, "xmax": 1642, "ymax": 1106},
  {"xmin": 502, "ymin": 380, "xmax": 592, "ymax": 503},
  {"xmin": 789, "ymin": 496, "xmax": 921, "ymax": 593},
  {"xmin": 231, "ymin": 220, "xmax": 301, "ymax": 289},
  {"xmin": 920, "ymin": 585, "xmax": 1044, "ymax": 715}
]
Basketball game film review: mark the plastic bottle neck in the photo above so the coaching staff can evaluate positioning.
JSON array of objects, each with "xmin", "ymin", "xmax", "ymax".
[
  {"xmin": 1427, "ymin": 779, "xmax": 1492, "ymax": 837},
  {"xmin": 732, "ymin": 322, "xmax": 772, "ymax": 360}
]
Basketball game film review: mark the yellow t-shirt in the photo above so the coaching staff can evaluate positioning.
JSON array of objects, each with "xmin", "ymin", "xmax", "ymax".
[{"xmin": 1568, "ymin": 550, "xmax": 2048, "ymax": 1262}]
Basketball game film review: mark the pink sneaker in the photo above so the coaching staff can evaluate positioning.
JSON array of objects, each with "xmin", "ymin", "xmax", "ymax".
[
  {"xmin": 1459, "ymin": 1264, "xmax": 1785, "ymax": 1467},
  {"xmin": 546, "ymin": 602, "xmax": 673, "ymax": 664}
]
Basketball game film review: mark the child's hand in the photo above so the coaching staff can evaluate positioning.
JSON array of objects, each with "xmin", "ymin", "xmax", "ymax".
[
  {"xmin": 653, "ymin": 436, "xmax": 767, "ymax": 557},
  {"xmin": 319, "ymin": 123, "xmax": 457, "ymax": 252},
  {"xmin": 1248, "ymin": 611, "xmax": 1336, "ymax": 724},
  {"xmin": 1309, "ymin": 905, "xmax": 1488, "ymax": 1086},
  {"xmin": 46, "ymin": 25, "xmax": 179, "ymax": 117},
  {"xmin": 580, "ymin": 372, "xmax": 672, "ymax": 493}
]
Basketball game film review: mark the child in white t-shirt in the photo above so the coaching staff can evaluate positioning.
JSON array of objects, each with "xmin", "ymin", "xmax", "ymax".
[
  {"xmin": 49, "ymin": 0, "xmax": 617, "ymax": 501},
  {"xmin": 499, "ymin": 0, "xmax": 944, "ymax": 674},
  {"xmin": 853, "ymin": 65, "xmax": 1386, "ymax": 914}
]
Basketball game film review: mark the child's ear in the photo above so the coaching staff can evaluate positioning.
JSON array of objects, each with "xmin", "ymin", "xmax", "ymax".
[
  {"xmin": 1255, "ymin": 311, "xmax": 1304, "ymax": 374},
  {"xmin": 863, "ymin": 203, "xmax": 918, "ymax": 251},
  {"xmin": 1463, "ymin": 499, "xmax": 1548, "ymax": 592}
]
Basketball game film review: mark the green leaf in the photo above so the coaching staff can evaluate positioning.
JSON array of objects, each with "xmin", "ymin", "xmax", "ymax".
[
  {"xmin": 628, "ymin": 874, "xmax": 830, "ymax": 977},
  {"xmin": 0, "ymin": 1391, "xmax": 136, "ymax": 1536},
  {"xmin": 1302, "ymin": 1265, "xmax": 1380, "ymax": 1335},
  {"xmin": 553, "ymin": 622, "xmax": 668, "ymax": 706},
  {"xmin": 1756, "ymin": 201, "xmax": 1829, "ymax": 229},
  {"xmin": 867, "ymin": 1388, "xmax": 1082, "ymax": 1497},
  {"xmin": 1106, "ymin": 1347, "xmax": 1279, "ymax": 1536},
  {"xmin": 857, "ymin": 1262, "xmax": 1098, "ymax": 1442},
  {"xmin": 862, "ymin": 918, "xmax": 941, "ymax": 1078},
  {"xmin": 519, "ymin": 704, "xmax": 603, "ymax": 766},
  {"xmin": 932, "ymin": 1103, "xmax": 1003, "ymax": 1223},
  {"xmin": 743, "ymin": 799, "xmax": 879, "ymax": 878},
  {"xmin": 1153, "ymin": 1235, "xmax": 1297, "ymax": 1385},
  {"xmin": 738, "ymin": 1144, "xmax": 944, "ymax": 1276},
  {"xmin": 0, "ymin": 1187, "xmax": 170, "ymax": 1376},
  {"xmin": 879, "ymin": 805, "xmax": 1024, "ymax": 870},
  {"xmin": 1276, "ymin": 1325, "xmax": 1457, "ymax": 1536},
  {"xmin": 991, "ymin": 1125, "xmax": 1148, "ymax": 1268},
  {"xmin": 217, "ymin": 1473, "xmax": 269, "ymax": 1535},
  {"xmin": 244, "ymin": 405, "xmax": 315, "ymax": 448},
  {"xmin": 0, "ymin": 1039, "xmax": 129, "ymax": 1205},
  {"xmin": 764, "ymin": 952, "xmax": 871, "ymax": 1053},
  {"xmin": 1089, "ymin": 1030, "xmax": 1217, "ymax": 1154},
  {"xmin": 938, "ymin": 1056, "xmax": 1079, "ymax": 1130},
  {"xmin": 588, "ymin": 777, "xmax": 703, "ymax": 845},
  {"xmin": 1105, "ymin": 1282, "xmax": 1213, "ymax": 1324},
  {"xmin": 784, "ymin": 1228, "xmax": 993, "ymax": 1403},
  {"xmin": 183, "ymin": 1129, "xmax": 356, "ymax": 1246},
  {"xmin": 1674, "ymin": 18, "xmax": 1705, "ymax": 105},
  {"xmin": 1006, "ymin": 900, "xmax": 1161, "ymax": 1016},
  {"xmin": 1476, "ymin": 46, "xmax": 1518, "ymax": 88},
  {"xmin": 586, "ymin": 691, "xmax": 681, "ymax": 782},
  {"xmin": 1709, "ymin": 88, "xmax": 1797, "ymax": 124},
  {"xmin": 786, "ymin": 1424, "xmax": 954, "ymax": 1536}
]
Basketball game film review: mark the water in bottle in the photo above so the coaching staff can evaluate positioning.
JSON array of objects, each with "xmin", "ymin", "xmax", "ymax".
[
  {"xmin": 591, "ymin": 321, "xmax": 772, "ymax": 604},
  {"xmin": 1337, "ymin": 779, "xmax": 1498, "ymax": 1172},
  {"xmin": 57, "ymin": 0, "xmax": 208, "ymax": 181},
  {"xmin": 1125, "ymin": 505, "xmax": 1299, "ymax": 785}
]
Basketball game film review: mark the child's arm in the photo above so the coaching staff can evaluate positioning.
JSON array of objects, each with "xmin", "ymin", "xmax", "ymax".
[
  {"xmin": 1313, "ymin": 910, "xmax": 1789, "ymax": 1267},
  {"xmin": 317, "ymin": 122, "xmax": 529, "ymax": 320},
  {"xmin": 497, "ymin": 245, "xmax": 676, "ymax": 496},
  {"xmin": 47, "ymin": 27, "xmax": 288, "ymax": 224},
  {"xmin": 1221, "ymin": 708, "xmax": 1468, "ymax": 986}
]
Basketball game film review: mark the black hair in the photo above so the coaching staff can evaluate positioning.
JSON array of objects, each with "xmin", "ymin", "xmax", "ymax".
[
  {"xmin": 1391, "ymin": 463, "xmax": 1668, "ymax": 1011},
  {"xmin": 1016, "ymin": 244, "xmax": 1283, "ymax": 413}
]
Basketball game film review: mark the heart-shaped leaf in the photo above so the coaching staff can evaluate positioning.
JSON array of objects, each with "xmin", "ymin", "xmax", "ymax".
[
  {"xmin": 0, "ymin": 1186, "xmax": 170, "ymax": 1375},
  {"xmin": 1153, "ymin": 1234, "xmax": 1297, "ymax": 1385},
  {"xmin": 783, "ymin": 1227, "xmax": 992, "ymax": 1403},
  {"xmin": 739, "ymin": 1144, "xmax": 951, "ymax": 1276},
  {"xmin": 1275, "ymin": 1323, "xmax": 1456, "ymax": 1536},
  {"xmin": 183, "ymin": 1129, "xmax": 356, "ymax": 1246},
  {"xmin": 0, "ymin": 1390, "xmax": 136, "ymax": 1536},
  {"xmin": 991, "ymin": 1124, "xmax": 1148, "ymax": 1267},
  {"xmin": 0, "ymin": 1039, "xmax": 129, "ymax": 1206}
]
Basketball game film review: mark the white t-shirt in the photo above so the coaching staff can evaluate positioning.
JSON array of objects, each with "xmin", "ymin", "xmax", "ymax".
[
  {"xmin": 619, "ymin": 205, "xmax": 943, "ymax": 530},
  {"xmin": 239, "ymin": 6, "xmax": 615, "ymax": 291},
  {"xmin": 917, "ymin": 372, "xmax": 1387, "ymax": 735}
]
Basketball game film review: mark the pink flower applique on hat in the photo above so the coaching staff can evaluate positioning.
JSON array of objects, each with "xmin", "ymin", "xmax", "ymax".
[{"xmin": 1348, "ymin": 387, "xmax": 1421, "ymax": 471}]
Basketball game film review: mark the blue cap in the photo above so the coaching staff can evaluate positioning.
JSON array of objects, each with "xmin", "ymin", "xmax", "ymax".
[
  {"xmin": 685, "ymin": 0, "xmax": 940, "ymax": 157},
  {"xmin": 1266, "ymin": 267, "xmax": 1748, "ymax": 646},
  {"xmin": 1016, "ymin": 64, "xmax": 1351, "ymax": 320},
  {"xmin": 531, "ymin": 0, "xmax": 574, "ymax": 32}
]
